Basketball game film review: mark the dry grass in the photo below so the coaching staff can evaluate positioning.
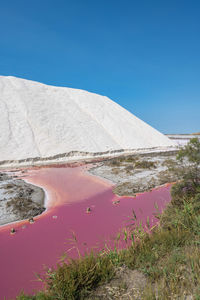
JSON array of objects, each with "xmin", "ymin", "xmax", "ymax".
[{"xmin": 134, "ymin": 160, "xmax": 156, "ymax": 169}]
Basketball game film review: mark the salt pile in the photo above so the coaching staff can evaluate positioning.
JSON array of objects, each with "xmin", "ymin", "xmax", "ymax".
[{"xmin": 0, "ymin": 76, "xmax": 174, "ymax": 165}]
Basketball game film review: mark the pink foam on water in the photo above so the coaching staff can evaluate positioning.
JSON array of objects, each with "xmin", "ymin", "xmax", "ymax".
[{"xmin": 0, "ymin": 165, "xmax": 171, "ymax": 299}]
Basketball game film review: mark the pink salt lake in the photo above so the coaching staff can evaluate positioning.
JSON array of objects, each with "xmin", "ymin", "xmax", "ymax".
[{"xmin": 0, "ymin": 164, "xmax": 171, "ymax": 299}]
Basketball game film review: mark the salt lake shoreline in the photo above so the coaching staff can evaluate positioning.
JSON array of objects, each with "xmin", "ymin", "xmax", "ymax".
[{"xmin": 0, "ymin": 147, "xmax": 178, "ymax": 228}]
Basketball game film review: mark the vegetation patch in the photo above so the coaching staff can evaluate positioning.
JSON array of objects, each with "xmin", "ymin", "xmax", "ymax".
[
  {"xmin": 113, "ymin": 181, "xmax": 144, "ymax": 195},
  {"xmin": 134, "ymin": 160, "xmax": 156, "ymax": 169},
  {"xmin": 6, "ymin": 197, "xmax": 45, "ymax": 219}
]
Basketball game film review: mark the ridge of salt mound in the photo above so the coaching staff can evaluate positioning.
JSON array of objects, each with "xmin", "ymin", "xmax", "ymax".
[{"xmin": 0, "ymin": 76, "xmax": 175, "ymax": 163}]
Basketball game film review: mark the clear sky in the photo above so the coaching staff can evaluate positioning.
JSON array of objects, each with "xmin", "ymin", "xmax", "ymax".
[{"xmin": 0, "ymin": 0, "xmax": 199, "ymax": 134}]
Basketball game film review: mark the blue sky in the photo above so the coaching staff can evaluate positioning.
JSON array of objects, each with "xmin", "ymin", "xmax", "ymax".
[{"xmin": 0, "ymin": 0, "xmax": 199, "ymax": 133}]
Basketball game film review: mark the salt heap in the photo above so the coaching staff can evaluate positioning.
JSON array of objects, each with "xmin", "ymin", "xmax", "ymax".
[{"xmin": 0, "ymin": 76, "xmax": 174, "ymax": 164}]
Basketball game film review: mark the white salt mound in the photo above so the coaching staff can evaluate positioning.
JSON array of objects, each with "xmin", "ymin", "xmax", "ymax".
[{"xmin": 0, "ymin": 76, "xmax": 175, "ymax": 163}]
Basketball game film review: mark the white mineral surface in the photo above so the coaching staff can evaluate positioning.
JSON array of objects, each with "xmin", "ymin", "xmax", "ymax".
[{"xmin": 0, "ymin": 76, "xmax": 175, "ymax": 166}]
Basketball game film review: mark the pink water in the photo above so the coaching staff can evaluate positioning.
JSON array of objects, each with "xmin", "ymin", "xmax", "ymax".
[{"xmin": 0, "ymin": 164, "xmax": 171, "ymax": 299}]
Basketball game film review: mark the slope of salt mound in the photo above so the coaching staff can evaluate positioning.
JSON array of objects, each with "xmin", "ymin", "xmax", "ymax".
[{"xmin": 0, "ymin": 76, "xmax": 175, "ymax": 162}]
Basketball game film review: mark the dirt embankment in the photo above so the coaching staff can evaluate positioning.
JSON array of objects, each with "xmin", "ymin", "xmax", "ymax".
[
  {"xmin": 89, "ymin": 150, "xmax": 182, "ymax": 196},
  {"xmin": 0, "ymin": 171, "xmax": 45, "ymax": 226}
]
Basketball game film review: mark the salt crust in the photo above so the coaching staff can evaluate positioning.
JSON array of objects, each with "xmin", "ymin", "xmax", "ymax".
[{"xmin": 0, "ymin": 76, "xmax": 175, "ymax": 167}]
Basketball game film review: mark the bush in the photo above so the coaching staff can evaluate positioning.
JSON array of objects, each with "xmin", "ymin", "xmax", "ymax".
[
  {"xmin": 171, "ymin": 180, "xmax": 197, "ymax": 207},
  {"xmin": 134, "ymin": 160, "xmax": 156, "ymax": 169}
]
